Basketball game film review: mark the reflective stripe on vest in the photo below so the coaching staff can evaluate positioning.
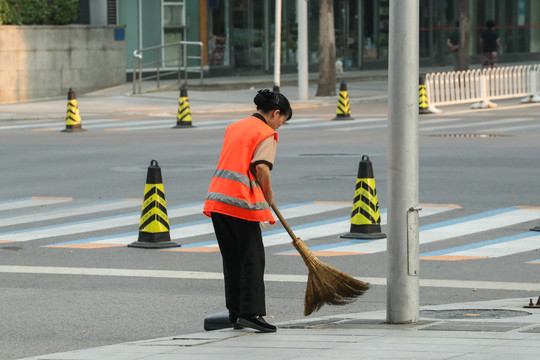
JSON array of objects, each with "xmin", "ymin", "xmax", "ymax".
[
  {"xmin": 205, "ymin": 192, "xmax": 270, "ymax": 211},
  {"xmin": 213, "ymin": 169, "xmax": 261, "ymax": 189}
]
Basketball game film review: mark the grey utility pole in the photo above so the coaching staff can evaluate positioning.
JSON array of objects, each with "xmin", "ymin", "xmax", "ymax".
[
  {"xmin": 387, "ymin": 0, "xmax": 420, "ymax": 323},
  {"xmin": 297, "ymin": 0, "xmax": 309, "ymax": 100},
  {"xmin": 274, "ymin": 0, "xmax": 282, "ymax": 89}
]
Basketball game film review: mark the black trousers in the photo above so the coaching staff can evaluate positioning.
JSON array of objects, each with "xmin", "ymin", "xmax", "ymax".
[{"xmin": 211, "ymin": 212, "xmax": 266, "ymax": 317}]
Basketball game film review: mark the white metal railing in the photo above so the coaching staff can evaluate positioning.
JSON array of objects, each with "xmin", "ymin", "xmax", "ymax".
[
  {"xmin": 424, "ymin": 64, "xmax": 540, "ymax": 112},
  {"xmin": 132, "ymin": 41, "xmax": 204, "ymax": 94}
]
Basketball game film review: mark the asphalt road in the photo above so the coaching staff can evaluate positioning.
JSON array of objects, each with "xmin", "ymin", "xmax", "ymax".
[{"xmin": 1, "ymin": 87, "xmax": 540, "ymax": 359}]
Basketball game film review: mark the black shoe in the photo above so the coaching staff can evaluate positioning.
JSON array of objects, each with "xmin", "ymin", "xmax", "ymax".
[
  {"xmin": 237, "ymin": 315, "xmax": 276, "ymax": 333},
  {"xmin": 229, "ymin": 312, "xmax": 244, "ymax": 329}
]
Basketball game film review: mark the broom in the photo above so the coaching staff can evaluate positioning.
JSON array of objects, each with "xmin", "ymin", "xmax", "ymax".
[{"xmin": 271, "ymin": 202, "xmax": 370, "ymax": 316}]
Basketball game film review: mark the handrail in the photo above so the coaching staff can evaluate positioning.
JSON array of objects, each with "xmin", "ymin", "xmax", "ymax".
[{"xmin": 132, "ymin": 41, "xmax": 204, "ymax": 94}]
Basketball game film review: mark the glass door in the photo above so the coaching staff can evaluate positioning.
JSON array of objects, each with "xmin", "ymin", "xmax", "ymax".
[{"xmin": 232, "ymin": 0, "xmax": 265, "ymax": 72}]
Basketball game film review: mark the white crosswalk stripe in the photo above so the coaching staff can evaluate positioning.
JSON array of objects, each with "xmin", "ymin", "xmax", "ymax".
[
  {"xmin": 0, "ymin": 196, "xmax": 72, "ymax": 212},
  {"xmin": 0, "ymin": 203, "xmax": 203, "ymax": 242},
  {"xmin": 1, "ymin": 197, "xmax": 540, "ymax": 262},
  {"xmin": 0, "ymin": 199, "xmax": 139, "ymax": 227},
  {"xmin": 420, "ymin": 231, "xmax": 540, "ymax": 260},
  {"xmin": 2, "ymin": 115, "xmax": 540, "ymax": 133},
  {"xmin": 300, "ymin": 206, "xmax": 540, "ymax": 256},
  {"xmin": 48, "ymin": 202, "xmax": 351, "ymax": 248}
]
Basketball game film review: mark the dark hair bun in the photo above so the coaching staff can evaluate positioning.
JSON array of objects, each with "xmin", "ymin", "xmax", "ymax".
[
  {"xmin": 254, "ymin": 89, "xmax": 274, "ymax": 108},
  {"xmin": 253, "ymin": 88, "xmax": 293, "ymax": 120}
]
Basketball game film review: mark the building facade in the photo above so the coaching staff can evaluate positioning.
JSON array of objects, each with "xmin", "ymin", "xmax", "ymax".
[{"xmin": 83, "ymin": 0, "xmax": 540, "ymax": 76}]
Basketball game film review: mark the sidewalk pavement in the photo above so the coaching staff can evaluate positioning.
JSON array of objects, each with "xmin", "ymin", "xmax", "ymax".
[
  {"xmin": 3, "ymin": 61, "xmax": 538, "ymax": 120},
  {"xmin": 0, "ymin": 69, "xmax": 392, "ymax": 122},
  {"xmin": 20, "ymin": 298, "xmax": 540, "ymax": 360}
]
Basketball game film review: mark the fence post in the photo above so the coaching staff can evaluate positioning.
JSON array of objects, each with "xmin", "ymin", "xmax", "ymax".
[
  {"xmin": 471, "ymin": 71, "xmax": 497, "ymax": 109},
  {"xmin": 520, "ymin": 68, "xmax": 540, "ymax": 103}
]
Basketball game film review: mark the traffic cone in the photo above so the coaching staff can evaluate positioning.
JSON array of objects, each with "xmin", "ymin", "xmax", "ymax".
[
  {"xmin": 333, "ymin": 81, "xmax": 353, "ymax": 120},
  {"xmin": 340, "ymin": 155, "xmax": 386, "ymax": 239},
  {"xmin": 173, "ymin": 87, "xmax": 193, "ymax": 128},
  {"xmin": 62, "ymin": 88, "xmax": 85, "ymax": 132},
  {"xmin": 419, "ymin": 75, "xmax": 431, "ymax": 115},
  {"xmin": 418, "ymin": 74, "xmax": 441, "ymax": 114},
  {"xmin": 128, "ymin": 160, "xmax": 181, "ymax": 249}
]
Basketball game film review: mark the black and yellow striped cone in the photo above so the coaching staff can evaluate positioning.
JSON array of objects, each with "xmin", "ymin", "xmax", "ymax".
[
  {"xmin": 340, "ymin": 155, "xmax": 386, "ymax": 239},
  {"xmin": 61, "ymin": 88, "xmax": 85, "ymax": 132},
  {"xmin": 128, "ymin": 160, "xmax": 181, "ymax": 249},
  {"xmin": 419, "ymin": 75, "xmax": 431, "ymax": 115},
  {"xmin": 333, "ymin": 81, "xmax": 353, "ymax": 120},
  {"xmin": 173, "ymin": 87, "xmax": 193, "ymax": 128}
]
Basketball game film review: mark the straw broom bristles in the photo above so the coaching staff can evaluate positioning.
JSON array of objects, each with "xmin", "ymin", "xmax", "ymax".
[{"xmin": 272, "ymin": 203, "xmax": 370, "ymax": 316}]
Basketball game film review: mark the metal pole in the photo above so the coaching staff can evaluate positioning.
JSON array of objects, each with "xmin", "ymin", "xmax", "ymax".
[
  {"xmin": 387, "ymin": 0, "xmax": 420, "ymax": 324},
  {"xmin": 133, "ymin": 56, "xmax": 137, "ymax": 94},
  {"xmin": 297, "ymin": 0, "xmax": 308, "ymax": 100},
  {"xmin": 357, "ymin": 0, "xmax": 364, "ymax": 69},
  {"xmin": 178, "ymin": 42, "xmax": 182, "ymax": 85},
  {"xmin": 184, "ymin": 42, "xmax": 188, "ymax": 87},
  {"xmin": 138, "ymin": 54, "xmax": 143, "ymax": 94},
  {"xmin": 200, "ymin": 43, "xmax": 203, "ymax": 85},
  {"xmin": 156, "ymin": 49, "xmax": 160, "ymax": 89},
  {"xmin": 274, "ymin": 0, "xmax": 282, "ymax": 88}
]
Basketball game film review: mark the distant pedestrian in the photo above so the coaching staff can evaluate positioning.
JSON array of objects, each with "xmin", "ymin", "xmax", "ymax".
[
  {"xmin": 480, "ymin": 20, "xmax": 500, "ymax": 69},
  {"xmin": 447, "ymin": 21, "xmax": 460, "ymax": 70}
]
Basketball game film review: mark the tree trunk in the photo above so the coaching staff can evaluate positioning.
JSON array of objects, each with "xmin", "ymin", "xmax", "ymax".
[
  {"xmin": 316, "ymin": 0, "xmax": 336, "ymax": 97},
  {"xmin": 457, "ymin": 0, "xmax": 470, "ymax": 71}
]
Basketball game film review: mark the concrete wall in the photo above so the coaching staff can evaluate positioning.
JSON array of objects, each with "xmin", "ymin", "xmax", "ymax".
[{"xmin": 0, "ymin": 25, "xmax": 126, "ymax": 104}]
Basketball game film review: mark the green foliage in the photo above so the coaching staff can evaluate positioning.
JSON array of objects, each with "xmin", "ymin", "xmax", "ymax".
[
  {"xmin": 48, "ymin": 0, "xmax": 79, "ymax": 25},
  {"xmin": 0, "ymin": 0, "xmax": 22, "ymax": 25},
  {"xmin": 0, "ymin": 0, "xmax": 78, "ymax": 25},
  {"xmin": 14, "ymin": 0, "xmax": 49, "ymax": 25}
]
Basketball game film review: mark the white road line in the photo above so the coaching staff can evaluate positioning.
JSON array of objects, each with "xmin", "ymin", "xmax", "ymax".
[
  {"xmin": 284, "ymin": 118, "xmax": 386, "ymax": 130},
  {"xmin": 59, "ymin": 202, "xmax": 351, "ymax": 246},
  {"xmin": 207, "ymin": 204, "xmax": 453, "ymax": 250},
  {"xmin": 420, "ymin": 117, "xmax": 536, "ymax": 132},
  {"xmin": 490, "ymin": 122, "xmax": 540, "ymax": 132},
  {"xmin": 0, "ymin": 119, "xmax": 112, "ymax": 131},
  {"xmin": 0, "ymin": 199, "xmax": 140, "ymax": 228},
  {"xmin": 421, "ymin": 232, "xmax": 540, "ymax": 259},
  {"xmin": 313, "ymin": 207, "xmax": 539, "ymax": 254},
  {"xmin": 0, "ymin": 203, "xmax": 203, "ymax": 242},
  {"xmin": 0, "ymin": 265, "xmax": 538, "ymax": 291},
  {"xmin": 0, "ymin": 197, "xmax": 72, "ymax": 212}
]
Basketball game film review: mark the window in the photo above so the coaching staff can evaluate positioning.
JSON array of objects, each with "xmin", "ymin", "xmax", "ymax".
[{"xmin": 163, "ymin": 1, "xmax": 185, "ymax": 67}]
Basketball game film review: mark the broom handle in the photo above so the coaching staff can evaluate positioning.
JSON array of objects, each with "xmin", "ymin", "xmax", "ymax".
[{"xmin": 271, "ymin": 203, "xmax": 299, "ymax": 243}]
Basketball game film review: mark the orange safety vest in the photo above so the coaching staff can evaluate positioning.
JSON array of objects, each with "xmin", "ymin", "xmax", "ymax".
[{"xmin": 203, "ymin": 116, "xmax": 278, "ymax": 223}]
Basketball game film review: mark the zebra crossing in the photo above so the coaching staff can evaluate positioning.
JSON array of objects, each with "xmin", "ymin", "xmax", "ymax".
[
  {"xmin": 1, "ymin": 115, "xmax": 540, "ymax": 133},
  {"xmin": 1, "ymin": 196, "xmax": 539, "ymax": 262}
]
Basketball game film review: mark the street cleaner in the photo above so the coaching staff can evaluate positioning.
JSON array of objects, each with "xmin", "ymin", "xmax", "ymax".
[{"xmin": 203, "ymin": 89, "xmax": 293, "ymax": 333}]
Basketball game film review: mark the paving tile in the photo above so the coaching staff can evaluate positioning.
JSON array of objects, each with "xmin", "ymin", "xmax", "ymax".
[
  {"xmin": 420, "ymin": 321, "xmax": 525, "ymax": 332},
  {"xmin": 292, "ymin": 349, "xmax": 463, "ymax": 360}
]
